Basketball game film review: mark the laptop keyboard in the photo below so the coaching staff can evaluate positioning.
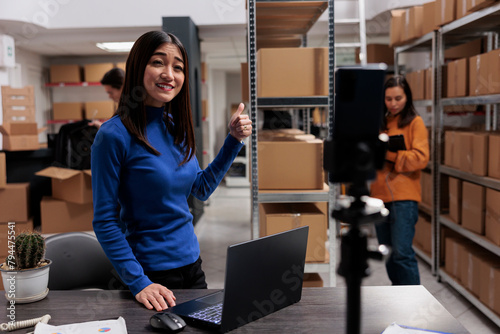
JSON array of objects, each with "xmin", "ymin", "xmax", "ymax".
[{"xmin": 188, "ymin": 302, "xmax": 223, "ymax": 324}]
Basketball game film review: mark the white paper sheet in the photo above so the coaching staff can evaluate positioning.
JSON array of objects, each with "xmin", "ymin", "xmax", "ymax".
[
  {"xmin": 382, "ymin": 322, "xmax": 454, "ymax": 334},
  {"xmin": 34, "ymin": 317, "xmax": 127, "ymax": 334}
]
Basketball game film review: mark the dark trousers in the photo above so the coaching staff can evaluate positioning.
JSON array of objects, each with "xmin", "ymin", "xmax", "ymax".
[
  {"xmin": 145, "ymin": 257, "xmax": 208, "ymax": 289},
  {"xmin": 375, "ymin": 201, "xmax": 420, "ymax": 285}
]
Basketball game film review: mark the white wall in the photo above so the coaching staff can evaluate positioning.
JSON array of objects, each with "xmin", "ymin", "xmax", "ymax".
[
  {"xmin": 0, "ymin": 0, "xmax": 246, "ymax": 29},
  {"xmin": 208, "ymin": 69, "xmax": 228, "ymax": 155}
]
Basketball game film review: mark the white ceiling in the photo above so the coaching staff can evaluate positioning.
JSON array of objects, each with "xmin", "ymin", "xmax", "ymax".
[{"xmin": 0, "ymin": 2, "xmax": 392, "ymax": 71}]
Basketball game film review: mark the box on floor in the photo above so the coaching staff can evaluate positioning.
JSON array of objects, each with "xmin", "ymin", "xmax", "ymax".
[
  {"xmin": 36, "ymin": 167, "xmax": 92, "ymax": 204},
  {"xmin": 40, "ymin": 197, "xmax": 93, "ymax": 234},
  {"xmin": 0, "ymin": 183, "xmax": 30, "ymax": 222}
]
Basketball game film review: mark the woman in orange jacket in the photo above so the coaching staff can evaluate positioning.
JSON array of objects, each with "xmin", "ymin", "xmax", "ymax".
[{"xmin": 370, "ymin": 75, "xmax": 430, "ymax": 285}]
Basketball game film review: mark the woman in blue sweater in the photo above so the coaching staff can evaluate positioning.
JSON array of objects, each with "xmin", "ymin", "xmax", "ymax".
[{"xmin": 91, "ymin": 31, "xmax": 252, "ymax": 311}]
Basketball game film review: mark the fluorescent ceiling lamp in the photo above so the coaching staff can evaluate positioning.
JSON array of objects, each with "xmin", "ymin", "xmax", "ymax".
[{"xmin": 96, "ymin": 42, "xmax": 134, "ymax": 52}]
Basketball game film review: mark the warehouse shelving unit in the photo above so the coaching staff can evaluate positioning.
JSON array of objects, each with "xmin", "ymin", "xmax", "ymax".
[
  {"xmin": 247, "ymin": 0, "xmax": 336, "ymax": 286},
  {"xmin": 394, "ymin": 2, "xmax": 500, "ymax": 327}
]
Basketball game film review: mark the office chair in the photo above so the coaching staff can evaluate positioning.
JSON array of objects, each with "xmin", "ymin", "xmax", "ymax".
[{"xmin": 45, "ymin": 232, "xmax": 123, "ymax": 290}]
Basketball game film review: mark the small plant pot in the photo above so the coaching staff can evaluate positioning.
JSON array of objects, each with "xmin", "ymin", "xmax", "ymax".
[{"xmin": 0, "ymin": 259, "xmax": 51, "ymax": 303}]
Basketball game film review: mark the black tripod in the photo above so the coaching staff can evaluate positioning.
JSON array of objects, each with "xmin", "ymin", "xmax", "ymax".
[{"xmin": 332, "ymin": 179, "xmax": 389, "ymax": 334}]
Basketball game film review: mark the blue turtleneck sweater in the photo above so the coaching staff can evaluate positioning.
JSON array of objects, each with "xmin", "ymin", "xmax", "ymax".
[{"xmin": 91, "ymin": 106, "xmax": 243, "ymax": 295}]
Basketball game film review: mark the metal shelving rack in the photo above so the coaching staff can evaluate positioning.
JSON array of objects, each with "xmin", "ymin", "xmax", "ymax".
[
  {"xmin": 394, "ymin": 2, "xmax": 500, "ymax": 327},
  {"xmin": 247, "ymin": 0, "xmax": 336, "ymax": 286}
]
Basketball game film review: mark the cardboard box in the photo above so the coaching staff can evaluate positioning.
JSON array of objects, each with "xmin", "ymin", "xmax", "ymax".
[
  {"xmin": 488, "ymin": 134, "xmax": 500, "ymax": 179},
  {"xmin": 50, "ymin": 64, "xmax": 82, "ymax": 83},
  {"xmin": 0, "ymin": 122, "xmax": 39, "ymax": 151},
  {"xmin": 35, "ymin": 167, "xmax": 92, "ymax": 204},
  {"xmin": 444, "ymin": 236, "xmax": 463, "ymax": 279},
  {"xmin": 447, "ymin": 58, "xmax": 468, "ymax": 97},
  {"xmin": 486, "ymin": 188, "xmax": 500, "ymax": 246},
  {"xmin": 456, "ymin": 0, "xmax": 469, "ymax": 19},
  {"xmin": 420, "ymin": 171, "xmax": 432, "ymax": 208},
  {"xmin": 467, "ymin": 0, "xmax": 497, "ymax": 12},
  {"xmin": 52, "ymin": 102, "xmax": 83, "ymax": 121},
  {"xmin": 449, "ymin": 177, "xmax": 462, "ymax": 224},
  {"xmin": 40, "ymin": 196, "xmax": 93, "ymax": 234},
  {"xmin": 0, "ymin": 183, "xmax": 30, "ymax": 222},
  {"xmin": 257, "ymin": 48, "xmax": 328, "ymax": 97},
  {"xmin": 259, "ymin": 202, "xmax": 327, "ymax": 262},
  {"xmin": 0, "ymin": 153, "xmax": 5, "ymax": 189},
  {"xmin": 202, "ymin": 100, "xmax": 208, "ymax": 119},
  {"xmin": 435, "ymin": 0, "xmax": 456, "ymax": 26},
  {"xmin": 257, "ymin": 137, "xmax": 324, "ymax": 190},
  {"xmin": 355, "ymin": 44, "xmax": 394, "ymax": 65},
  {"xmin": 459, "ymin": 244, "xmax": 484, "ymax": 297},
  {"xmin": 407, "ymin": 6, "xmax": 424, "ymax": 41},
  {"xmin": 469, "ymin": 53, "xmax": 489, "ymax": 96},
  {"xmin": 461, "ymin": 181, "xmax": 485, "ymax": 234},
  {"xmin": 407, "ymin": 70, "xmax": 426, "ymax": 100},
  {"xmin": 390, "ymin": 10, "xmax": 407, "ymax": 47},
  {"xmin": 0, "ymin": 219, "xmax": 34, "ymax": 258},
  {"xmin": 423, "ymin": 1, "xmax": 439, "ymax": 35},
  {"xmin": 445, "ymin": 38, "xmax": 483, "ymax": 60},
  {"xmin": 84, "ymin": 101, "xmax": 115, "ymax": 120},
  {"xmin": 479, "ymin": 255, "xmax": 500, "ymax": 312},
  {"xmin": 84, "ymin": 63, "xmax": 114, "ymax": 83},
  {"xmin": 488, "ymin": 49, "xmax": 500, "ymax": 94},
  {"xmin": 1, "ymin": 86, "xmax": 35, "ymax": 107},
  {"xmin": 241, "ymin": 63, "xmax": 249, "ymax": 102},
  {"xmin": 3, "ymin": 105, "xmax": 36, "ymax": 123},
  {"xmin": 420, "ymin": 216, "xmax": 432, "ymax": 255},
  {"xmin": 458, "ymin": 132, "xmax": 488, "ymax": 175},
  {"xmin": 303, "ymin": 273, "xmax": 323, "ymax": 287},
  {"xmin": 444, "ymin": 131, "xmax": 456, "ymax": 167}
]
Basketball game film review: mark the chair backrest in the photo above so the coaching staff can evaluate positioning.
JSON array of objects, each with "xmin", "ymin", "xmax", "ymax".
[{"xmin": 45, "ymin": 232, "xmax": 123, "ymax": 290}]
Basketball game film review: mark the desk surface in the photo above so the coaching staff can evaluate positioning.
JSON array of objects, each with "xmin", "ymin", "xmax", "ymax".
[{"xmin": 1, "ymin": 286, "xmax": 469, "ymax": 333}]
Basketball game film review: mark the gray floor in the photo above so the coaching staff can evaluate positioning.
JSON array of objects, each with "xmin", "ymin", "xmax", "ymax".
[{"xmin": 195, "ymin": 185, "xmax": 500, "ymax": 334}]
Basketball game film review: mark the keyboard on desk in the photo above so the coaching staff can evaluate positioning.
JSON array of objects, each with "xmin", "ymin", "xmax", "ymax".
[{"xmin": 188, "ymin": 302, "xmax": 223, "ymax": 324}]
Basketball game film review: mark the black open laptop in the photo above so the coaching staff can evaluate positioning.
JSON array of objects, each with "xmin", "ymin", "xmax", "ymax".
[{"xmin": 166, "ymin": 226, "xmax": 309, "ymax": 333}]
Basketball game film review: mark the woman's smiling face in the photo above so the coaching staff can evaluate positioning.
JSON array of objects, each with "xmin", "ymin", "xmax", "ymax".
[{"xmin": 143, "ymin": 43, "xmax": 185, "ymax": 107}]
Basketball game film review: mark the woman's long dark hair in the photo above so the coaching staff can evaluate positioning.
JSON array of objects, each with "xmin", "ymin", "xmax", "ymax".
[
  {"xmin": 382, "ymin": 75, "xmax": 417, "ymax": 131},
  {"xmin": 117, "ymin": 30, "xmax": 195, "ymax": 165}
]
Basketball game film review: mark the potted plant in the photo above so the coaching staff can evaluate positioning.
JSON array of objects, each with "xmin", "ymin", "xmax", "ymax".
[{"xmin": 0, "ymin": 231, "xmax": 52, "ymax": 303}]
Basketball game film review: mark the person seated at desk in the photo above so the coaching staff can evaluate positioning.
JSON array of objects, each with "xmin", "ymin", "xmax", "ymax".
[
  {"xmin": 89, "ymin": 67, "xmax": 124, "ymax": 128},
  {"xmin": 91, "ymin": 30, "xmax": 252, "ymax": 312}
]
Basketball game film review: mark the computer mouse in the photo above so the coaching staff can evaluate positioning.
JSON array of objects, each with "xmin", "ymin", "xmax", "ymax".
[{"xmin": 150, "ymin": 312, "xmax": 186, "ymax": 333}]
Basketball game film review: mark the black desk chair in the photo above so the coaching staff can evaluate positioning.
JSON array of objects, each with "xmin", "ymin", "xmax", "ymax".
[{"xmin": 45, "ymin": 232, "xmax": 124, "ymax": 290}]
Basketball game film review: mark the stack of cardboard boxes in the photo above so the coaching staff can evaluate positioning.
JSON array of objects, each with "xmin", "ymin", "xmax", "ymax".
[
  {"xmin": 390, "ymin": 0, "xmax": 499, "ymax": 47},
  {"xmin": 35, "ymin": 167, "xmax": 93, "ymax": 234},
  {"xmin": 50, "ymin": 62, "xmax": 124, "ymax": 121},
  {"xmin": 243, "ymin": 47, "xmax": 329, "ymax": 286},
  {"xmin": 0, "ymin": 152, "xmax": 34, "ymax": 289},
  {"xmin": 442, "ymin": 130, "xmax": 500, "ymax": 315},
  {"xmin": 443, "ymin": 130, "xmax": 500, "ymax": 247},
  {"xmin": 0, "ymin": 86, "xmax": 40, "ymax": 151}
]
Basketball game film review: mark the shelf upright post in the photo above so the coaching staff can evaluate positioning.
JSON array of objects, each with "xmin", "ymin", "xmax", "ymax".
[
  {"xmin": 433, "ymin": 29, "xmax": 444, "ymax": 276},
  {"xmin": 328, "ymin": 0, "xmax": 337, "ymax": 288},
  {"xmin": 247, "ymin": 0, "xmax": 259, "ymax": 239}
]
